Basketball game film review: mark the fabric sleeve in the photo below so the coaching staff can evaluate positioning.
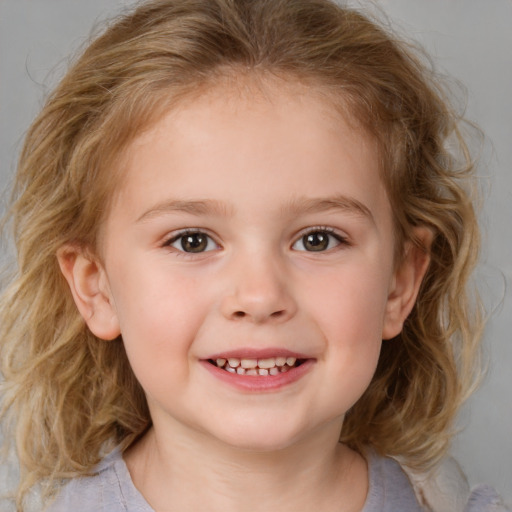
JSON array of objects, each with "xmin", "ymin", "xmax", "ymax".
[{"xmin": 464, "ymin": 485, "xmax": 511, "ymax": 512}]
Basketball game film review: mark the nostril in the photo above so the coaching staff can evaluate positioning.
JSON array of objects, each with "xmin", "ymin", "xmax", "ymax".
[{"xmin": 231, "ymin": 309, "xmax": 287, "ymax": 321}]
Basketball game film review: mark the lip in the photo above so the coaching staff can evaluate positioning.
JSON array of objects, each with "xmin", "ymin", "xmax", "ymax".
[
  {"xmin": 200, "ymin": 352, "xmax": 315, "ymax": 392},
  {"xmin": 206, "ymin": 348, "xmax": 311, "ymax": 360}
]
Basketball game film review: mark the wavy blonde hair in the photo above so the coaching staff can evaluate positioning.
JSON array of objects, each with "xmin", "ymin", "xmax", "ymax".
[{"xmin": 1, "ymin": 0, "xmax": 482, "ymax": 509}]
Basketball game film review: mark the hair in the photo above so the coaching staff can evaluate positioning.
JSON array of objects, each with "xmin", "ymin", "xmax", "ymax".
[{"xmin": 0, "ymin": 0, "xmax": 482, "ymax": 509}]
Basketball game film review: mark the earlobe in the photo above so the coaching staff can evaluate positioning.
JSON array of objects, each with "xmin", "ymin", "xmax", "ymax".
[
  {"xmin": 382, "ymin": 227, "xmax": 433, "ymax": 340},
  {"xmin": 57, "ymin": 245, "xmax": 121, "ymax": 341}
]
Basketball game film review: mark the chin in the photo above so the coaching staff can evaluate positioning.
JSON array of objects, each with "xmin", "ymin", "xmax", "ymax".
[{"xmin": 207, "ymin": 420, "xmax": 310, "ymax": 454}]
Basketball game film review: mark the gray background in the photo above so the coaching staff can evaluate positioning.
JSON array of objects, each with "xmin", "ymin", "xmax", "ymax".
[{"xmin": 0, "ymin": 0, "xmax": 510, "ymax": 505}]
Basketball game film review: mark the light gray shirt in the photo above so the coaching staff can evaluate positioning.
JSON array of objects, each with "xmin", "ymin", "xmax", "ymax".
[{"xmin": 48, "ymin": 448, "xmax": 507, "ymax": 511}]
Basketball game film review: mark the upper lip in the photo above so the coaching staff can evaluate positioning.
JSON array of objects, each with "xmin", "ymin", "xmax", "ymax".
[{"xmin": 204, "ymin": 348, "xmax": 313, "ymax": 361}]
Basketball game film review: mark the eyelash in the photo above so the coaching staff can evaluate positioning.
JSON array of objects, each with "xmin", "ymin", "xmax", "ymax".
[
  {"xmin": 292, "ymin": 226, "xmax": 349, "ymax": 253},
  {"xmin": 162, "ymin": 226, "xmax": 349, "ymax": 255},
  {"xmin": 163, "ymin": 229, "xmax": 220, "ymax": 255}
]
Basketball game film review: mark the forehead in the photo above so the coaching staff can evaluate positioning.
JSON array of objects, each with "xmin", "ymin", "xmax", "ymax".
[
  {"xmin": 115, "ymin": 73, "xmax": 373, "ymax": 171},
  {"xmin": 104, "ymin": 78, "xmax": 390, "ymax": 234}
]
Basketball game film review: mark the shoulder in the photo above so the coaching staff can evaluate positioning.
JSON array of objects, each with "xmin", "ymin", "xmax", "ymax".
[
  {"xmin": 45, "ymin": 448, "xmax": 153, "ymax": 512},
  {"xmin": 398, "ymin": 455, "xmax": 510, "ymax": 512},
  {"xmin": 465, "ymin": 485, "xmax": 511, "ymax": 512},
  {"xmin": 364, "ymin": 452, "xmax": 510, "ymax": 512}
]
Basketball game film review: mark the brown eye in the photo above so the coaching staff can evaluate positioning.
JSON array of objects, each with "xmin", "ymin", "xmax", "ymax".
[
  {"xmin": 303, "ymin": 232, "xmax": 329, "ymax": 251},
  {"xmin": 181, "ymin": 233, "xmax": 207, "ymax": 252},
  {"xmin": 292, "ymin": 229, "xmax": 344, "ymax": 252},
  {"xmin": 168, "ymin": 231, "xmax": 217, "ymax": 253}
]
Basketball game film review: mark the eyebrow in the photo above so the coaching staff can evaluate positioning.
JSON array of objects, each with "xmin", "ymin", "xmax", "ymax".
[
  {"xmin": 136, "ymin": 194, "xmax": 374, "ymax": 223},
  {"xmin": 137, "ymin": 199, "xmax": 232, "ymax": 222},
  {"xmin": 281, "ymin": 195, "xmax": 374, "ymax": 223}
]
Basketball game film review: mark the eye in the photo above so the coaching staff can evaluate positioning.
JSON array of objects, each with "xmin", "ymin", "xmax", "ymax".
[
  {"xmin": 292, "ymin": 229, "xmax": 346, "ymax": 252},
  {"xmin": 166, "ymin": 231, "xmax": 218, "ymax": 253}
]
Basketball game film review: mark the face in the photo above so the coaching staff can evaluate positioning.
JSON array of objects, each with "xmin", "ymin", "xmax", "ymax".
[{"xmin": 65, "ymin": 83, "xmax": 423, "ymax": 452}]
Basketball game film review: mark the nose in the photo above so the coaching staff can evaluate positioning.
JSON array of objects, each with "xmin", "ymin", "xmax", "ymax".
[{"xmin": 220, "ymin": 251, "xmax": 297, "ymax": 324}]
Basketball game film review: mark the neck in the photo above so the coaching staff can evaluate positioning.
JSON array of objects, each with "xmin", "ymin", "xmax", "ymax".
[{"xmin": 125, "ymin": 420, "xmax": 368, "ymax": 512}]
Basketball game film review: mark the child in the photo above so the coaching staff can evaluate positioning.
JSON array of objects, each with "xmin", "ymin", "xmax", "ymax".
[{"xmin": 0, "ymin": 0, "xmax": 508, "ymax": 510}]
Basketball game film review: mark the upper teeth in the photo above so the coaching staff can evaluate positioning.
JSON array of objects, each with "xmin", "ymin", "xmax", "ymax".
[{"xmin": 215, "ymin": 356, "xmax": 298, "ymax": 371}]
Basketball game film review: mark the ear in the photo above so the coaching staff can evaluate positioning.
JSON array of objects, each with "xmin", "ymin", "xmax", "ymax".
[
  {"xmin": 57, "ymin": 245, "xmax": 121, "ymax": 341},
  {"xmin": 382, "ymin": 227, "xmax": 433, "ymax": 340}
]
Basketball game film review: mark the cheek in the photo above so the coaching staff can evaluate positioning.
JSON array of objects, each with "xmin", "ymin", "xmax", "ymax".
[
  {"xmin": 305, "ymin": 263, "xmax": 389, "ymax": 400},
  {"xmin": 309, "ymin": 262, "xmax": 391, "ymax": 340},
  {"xmin": 108, "ymin": 269, "xmax": 210, "ymax": 381}
]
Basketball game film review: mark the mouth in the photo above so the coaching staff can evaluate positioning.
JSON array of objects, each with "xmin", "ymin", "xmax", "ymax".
[
  {"xmin": 207, "ymin": 356, "xmax": 306, "ymax": 376},
  {"xmin": 202, "ymin": 351, "xmax": 315, "ymax": 391}
]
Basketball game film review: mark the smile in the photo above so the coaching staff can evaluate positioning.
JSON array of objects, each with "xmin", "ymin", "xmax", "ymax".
[
  {"xmin": 208, "ymin": 356, "xmax": 305, "ymax": 376},
  {"xmin": 202, "ymin": 350, "xmax": 314, "ymax": 391}
]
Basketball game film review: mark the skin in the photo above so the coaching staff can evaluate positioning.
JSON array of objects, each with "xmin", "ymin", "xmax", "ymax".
[{"xmin": 59, "ymin": 81, "xmax": 430, "ymax": 512}]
